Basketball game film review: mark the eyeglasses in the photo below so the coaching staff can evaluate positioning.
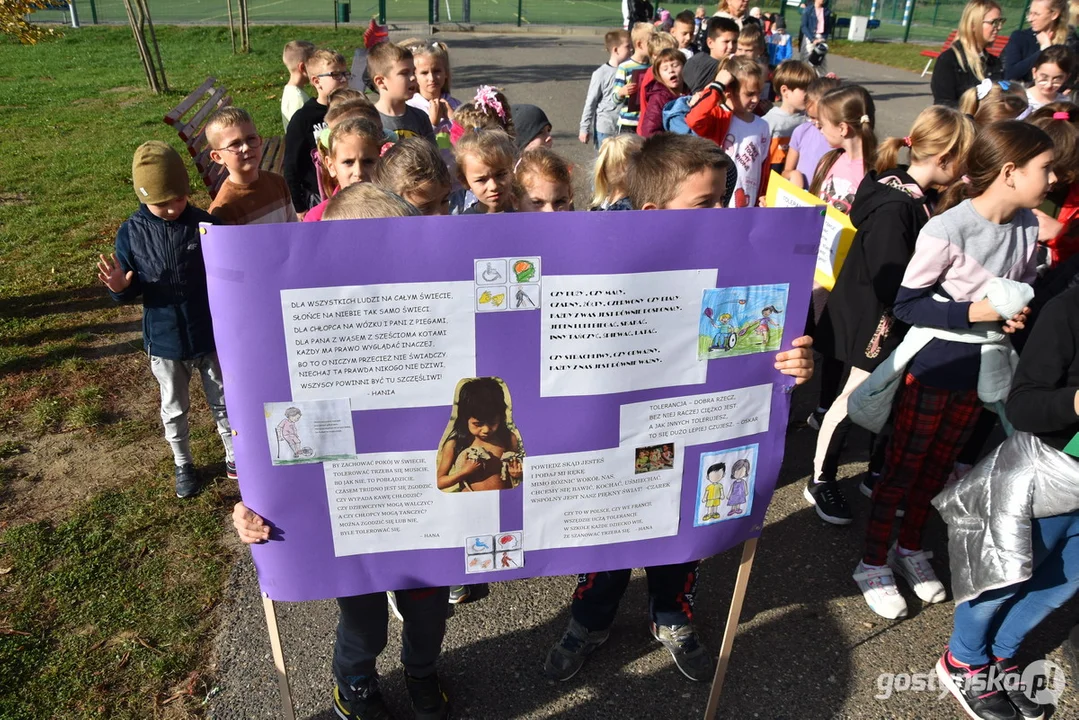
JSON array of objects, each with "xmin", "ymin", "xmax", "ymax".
[
  {"xmin": 1036, "ymin": 74, "xmax": 1067, "ymax": 85},
  {"xmin": 214, "ymin": 134, "xmax": 262, "ymax": 154},
  {"xmin": 983, "ymin": 17, "xmax": 1006, "ymax": 28},
  {"xmin": 315, "ymin": 70, "xmax": 353, "ymax": 81}
]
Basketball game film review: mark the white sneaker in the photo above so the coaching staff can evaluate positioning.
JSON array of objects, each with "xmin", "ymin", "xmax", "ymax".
[
  {"xmin": 853, "ymin": 560, "xmax": 909, "ymax": 619},
  {"xmin": 889, "ymin": 545, "xmax": 947, "ymax": 604}
]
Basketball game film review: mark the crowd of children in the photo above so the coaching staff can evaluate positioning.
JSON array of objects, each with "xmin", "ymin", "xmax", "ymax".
[{"xmin": 95, "ymin": 20, "xmax": 1079, "ymax": 720}]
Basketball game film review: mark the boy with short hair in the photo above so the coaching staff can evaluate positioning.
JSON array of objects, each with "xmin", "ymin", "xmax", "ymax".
[
  {"xmin": 673, "ymin": 10, "xmax": 697, "ymax": 58},
  {"xmin": 544, "ymin": 132, "xmax": 816, "ymax": 683},
  {"xmin": 762, "ymin": 59, "xmax": 813, "ymax": 172},
  {"xmin": 232, "ymin": 183, "xmax": 450, "ymax": 720},
  {"xmin": 704, "ymin": 16, "xmax": 739, "ymax": 60},
  {"xmin": 206, "ymin": 106, "xmax": 298, "ymax": 225},
  {"xmin": 96, "ymin": 141, "xmax": 235, "ymax": 499},
  {"xmin": 281, "ymin": 40, "xmax": 315, "ymax": 131},
  {"xmin": 368, "ymin": 41, "xmax": 436, "ymax": 143},
  {"xmin": 284, "ymin": 48, "xmax": 351, "ymax": 217},
  {"xmin": 612, "ymin": 22, "xmax": 654, "ymax": 134},
  {"xmin": 579, "ymin": 29, "xmax": 632, "ymax": 148}
]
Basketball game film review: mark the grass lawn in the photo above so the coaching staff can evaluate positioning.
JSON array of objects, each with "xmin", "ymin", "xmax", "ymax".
[
  {"xmin": 828, "ymin": 38, "xmax": 937, "ymax": 73},
  {"xmin": 0, "ymin": 23, "xmax": 370, "ymax": 720}
]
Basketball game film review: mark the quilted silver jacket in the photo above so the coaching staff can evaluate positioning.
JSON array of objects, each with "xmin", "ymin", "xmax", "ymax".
[{"xmin": 932, "ymin": 431, "xmax": 1079, "ymax": 605}]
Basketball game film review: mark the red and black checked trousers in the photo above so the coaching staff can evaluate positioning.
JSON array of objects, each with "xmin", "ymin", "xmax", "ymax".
[
  {"xmin": 571, "ymin": 562, "xmax": 699, "ymax": 631},
  {"xmin": 863, "ymin": 373, "xmax": 982, "ymax": 567}
]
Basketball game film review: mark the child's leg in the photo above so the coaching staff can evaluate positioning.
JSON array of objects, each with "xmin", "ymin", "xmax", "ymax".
[
  {"xmin": 812, "ymin": 365, "xmax": 870, "ymax": 480},
  {"xmin": 949, "ymin": 513, "xmax": 1079, "ymax": 665},
  {"xmin": 334, "ymin": 593, "xmax": 389, "ymax": 684},
  {"xmin": 194, "ymin": 352, "xmax": 235, "ymax": 463},
  {"xmin": 148, "ymin": 355, "xmax": 194, "ymax": 466},
  {"xmin": 988, "ymin": 512, "xmax": 1079, "ymax": 661},
  {"xmin": 645, "ymin": 561, "xmax": 699, "ymax": 627},
  {"xmin": 394, "ymin": 586, "xmax": 450, "ymax": 678},
  {"xmin": 896, "ymin": 391, "xmax": 980, "ymax": 554},
  {"xmin": 571, "ymin": 569, "xmax": 633, "ymax": 631},
  {"xmin": 863, "ymin": 374, "xmax": 948, "ymax": 566}
]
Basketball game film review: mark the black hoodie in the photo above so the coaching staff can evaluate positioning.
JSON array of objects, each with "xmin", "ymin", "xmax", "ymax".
[{"xmin": 815, "ymin": 168, "xmax": 934, "ymax": 372}]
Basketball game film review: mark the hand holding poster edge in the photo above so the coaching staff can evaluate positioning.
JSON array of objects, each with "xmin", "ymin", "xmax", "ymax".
[{"xmin": 763, "ymin": 171, "xmax": 856, "ymax": 292}]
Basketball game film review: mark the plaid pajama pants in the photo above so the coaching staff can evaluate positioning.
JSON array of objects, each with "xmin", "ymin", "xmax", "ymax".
[{"xmin": 863, "ymin": 373, "xmax": 982, "ymax": 567}]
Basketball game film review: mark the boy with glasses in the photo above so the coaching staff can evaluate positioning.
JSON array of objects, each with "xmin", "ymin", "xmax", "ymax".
[
  {"xmin": 284, "ymin": 48, "xmax": 351, "ymax": 217},
  {"xmin": 207, "ymin": 107, "xmax": 298, "ymax": 225}
]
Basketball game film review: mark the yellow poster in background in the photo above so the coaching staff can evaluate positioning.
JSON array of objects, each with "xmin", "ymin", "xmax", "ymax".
[{"xmin": 764, "ymin": 172, "xmax": 856, "ymax": 291}]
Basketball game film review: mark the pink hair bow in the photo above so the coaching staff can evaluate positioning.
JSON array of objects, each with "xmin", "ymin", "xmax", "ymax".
[
  {"xmin": 1054, "ymin": 110, "xmax": 1071, "ymax": 120},
  {"xmin": 473, "ymin": 85, "xmax": 506, "ymax": 121}
]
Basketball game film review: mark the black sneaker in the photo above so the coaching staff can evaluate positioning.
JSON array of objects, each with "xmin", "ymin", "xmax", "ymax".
[
  {"xmin": 650, "ymin": 621, "xmax": 715, "ymax": 682},
  {"xmin": 936, "ymin": 652, "xmax": 1018, "ymax": 720},
  {"xmin": 404, "ymin": 670, "xmax": 449, "ymax": 720},
  {"xmin": 226, "ymin": 459, "xmax": 238, "ymax": 480},
  {"xmin": 448, "ymin": 585, "xmax": 470, "ymax": 604},
  {"xmin": 803, "ymin": 477, "xmax": 852, "ymax": 525},
  {"xmin": 806, "ymin": 408, "xmax": 826, "ymax": 430},
  {"xmin": 995, "ymin": 659, "xmax": 1045, "ymax": 720},
  {"xmin": 175, "ymin": 463, "xmax": 202, "ymax": 499},
  {"xmin": 543, "ymin": 617, "xmax": 609, "ymax": 681},
  {"xmin": 334, "ymin": 676, "xmax": 394, "ymax": 720}
]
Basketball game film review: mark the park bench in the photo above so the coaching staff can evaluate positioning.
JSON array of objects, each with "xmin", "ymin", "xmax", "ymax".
[
  {"xmin": 829, "ymin": 16, "xmax": 881, "ymax": 40},
  {"xmin": 920, "ymin": 31, "xmax": 1009, "ymax": 76},
  {"xmin": 163, "ymin": 77, "xmax": 285, "ymax": 199}
]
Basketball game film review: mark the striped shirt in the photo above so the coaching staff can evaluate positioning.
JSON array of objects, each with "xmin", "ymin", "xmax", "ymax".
[
  {"xmin": 209, "ymin": 171, "xmax": 298, "ymax": 225},
  {"xmin": 613, "ymin": 57, "xmax": 650, "ymax": 128}
]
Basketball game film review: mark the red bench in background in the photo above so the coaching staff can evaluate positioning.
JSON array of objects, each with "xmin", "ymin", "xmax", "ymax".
[{"xmin": 921, "ymin": 31, "xmax": 1009, "ymax": 77}]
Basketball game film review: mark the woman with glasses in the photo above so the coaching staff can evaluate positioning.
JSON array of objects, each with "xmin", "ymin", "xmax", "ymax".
[
  {"xmin": 1003, "ymin": 0, "xmax": 1078, "ymax": 82},
  {"xmin": 931, "ymin": 0, "xmax": 1005, "ymax": 106}
]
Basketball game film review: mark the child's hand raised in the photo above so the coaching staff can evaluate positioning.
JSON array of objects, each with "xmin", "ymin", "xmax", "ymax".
[
  {"xmin": 715, "ymin": 68, "xmax": 734, "ymax": 87},
  {"xmin": 232, "ymin": 501, "xmax": 270, "ymax": 544},
  {"xmin": 97, "ymin": 253, "xmax": 134, "ymax": 293}
]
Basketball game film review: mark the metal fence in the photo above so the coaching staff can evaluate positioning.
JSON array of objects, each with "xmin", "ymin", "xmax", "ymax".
[{"xmin": 33, "ymin": 0, "xmax": 1032, "ymax": 43}]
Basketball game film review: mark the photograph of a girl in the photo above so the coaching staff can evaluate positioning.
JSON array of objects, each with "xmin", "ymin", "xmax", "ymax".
[{"xmin": 436, "ymin": 377, "xmax": 525, "ymax": 492}]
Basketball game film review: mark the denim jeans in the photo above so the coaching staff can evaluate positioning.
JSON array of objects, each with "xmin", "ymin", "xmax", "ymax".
[
  {"xmin": 148, "ymin": 352, "xmax": 234, "ymax": 466},
  {"xmin": 334, "ymin": 586, "xmax": 449, "ymax": 683},
  {"xmin": 949, "ymin": 511, "xmax": 1079, "ymax": 665},
  {"xmin": 594, "ymin": 131, "xmax": 612, "ymax": 151}
]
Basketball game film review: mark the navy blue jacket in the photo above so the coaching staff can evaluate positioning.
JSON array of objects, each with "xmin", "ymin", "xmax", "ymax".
[
  {"xmin": 1003, "ymin": 27, "xmax": 1079, "ymax": 82},
  {"xmin": 110, "ymin": 203, "xmax": 219, "ymax": 360}
]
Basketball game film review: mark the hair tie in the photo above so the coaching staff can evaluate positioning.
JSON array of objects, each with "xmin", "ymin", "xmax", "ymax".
[
  {"xmin": 902, "ymin": 136, "xmax": 912, "ymax": 147},
  {"xmin": 473, "ymin": 85, "xmax": 507, "ymax": 121},
  {"xmin": 998, "ymin": 80, "xmax": 1010, "ymax": 91},
  {"xmin": 859, "ymin": 114, "xmax": 870, "ymax": 124},
  {"xmin": 380, "ymin": 141, "xmax": 395, "ymax": 157},
  {"xmin": 975, "ymin": 77, "xmax": 992, "ymax": 100},
  {"xmin": 1054, "ymin": 110, "xmax": 1071, "ymax": 120},
  {"xmin": 961, "ymin": 174, "xmax": 972, "ymax": 185},
  {"xmin": 513, "ymin": 157, "xmax": 523, "ymax": 173}
]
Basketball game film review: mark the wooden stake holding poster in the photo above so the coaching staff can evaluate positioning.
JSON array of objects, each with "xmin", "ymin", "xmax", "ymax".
[
  {"xmin": 261, "ymin": 595, "xmax": 297, "ymax": 720},
  {"xmin": 704, "ymin": 538, "xmax": 760, "ymax": 719}
]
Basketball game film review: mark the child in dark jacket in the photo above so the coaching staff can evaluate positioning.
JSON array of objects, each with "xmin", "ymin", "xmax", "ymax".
[
  {"xmin": 808, "ymin": 107, "xmax": 975, "ymax": 525},
  {"xmin": 96, "ymin": 141, "xmax": 235, "ymax": 499}
]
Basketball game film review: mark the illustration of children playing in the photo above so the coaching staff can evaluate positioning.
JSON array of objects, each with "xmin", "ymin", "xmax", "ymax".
[
  {"xmin": 437, "ymin": 377, "xmax": 524, "ymax": 492},
  {"xmin": 276, "ymin": 407, "xmax": 313, "ymax": 459},
  {"xmin": 701, "ymin": 462, "xmax": 725, "ymax": 522},
  {"xmin": 740, "ymin": 305, "xmax": 782, "ymax": 347},
  {"xmin": 727, "ymin": 458, "xmax": 751, "ymax": 516},
  {"xmin": 704, "ymin": 309, "xmax": 739, "ymax": 351}
]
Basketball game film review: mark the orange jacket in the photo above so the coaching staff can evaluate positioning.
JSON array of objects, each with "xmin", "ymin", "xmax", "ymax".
[{"xmin": 687, "ymin": 85, "xmax": 771, "ymax": 203}]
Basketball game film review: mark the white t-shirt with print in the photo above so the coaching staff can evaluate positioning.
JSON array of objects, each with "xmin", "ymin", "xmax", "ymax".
[{"xmin": 722, "ymin": 115, "xmax": 771, "ymax": 208}]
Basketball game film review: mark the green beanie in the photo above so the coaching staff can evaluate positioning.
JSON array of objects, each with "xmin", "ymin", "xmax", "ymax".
[{"xmin": 132, "ymin": 141, "xmax": 189, "ymax": 205}]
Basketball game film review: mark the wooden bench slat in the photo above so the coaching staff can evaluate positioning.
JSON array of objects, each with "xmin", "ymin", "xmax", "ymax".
[
  {"xmin": 177, "ymin": 87, "xmax": 231, "ymax": 143},
  {"xmin": 164, "ymin": 76, "xmax": 217, "ymax": 126}
]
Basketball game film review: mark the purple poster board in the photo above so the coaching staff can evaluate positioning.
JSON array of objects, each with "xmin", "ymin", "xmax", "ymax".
[{"xmin": 202, "ymin": 208, "xmax": 822, "ymax": 602}]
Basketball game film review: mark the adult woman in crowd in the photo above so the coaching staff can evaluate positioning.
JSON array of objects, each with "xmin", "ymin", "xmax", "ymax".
[
  {"xmin": 931, "ymin": 0, "xmax": 1004, "ymax": 106},
  {"xmin": 1003, "ymin": 0, "xmax": 1078, "ymax": 81},
  {"xmin": 801, "ymin": 0, "xmax": 830, "ymax": 70},
  {"xmin": 714, "ymin": 0, "xmax": 757, "ymax": 30}
]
